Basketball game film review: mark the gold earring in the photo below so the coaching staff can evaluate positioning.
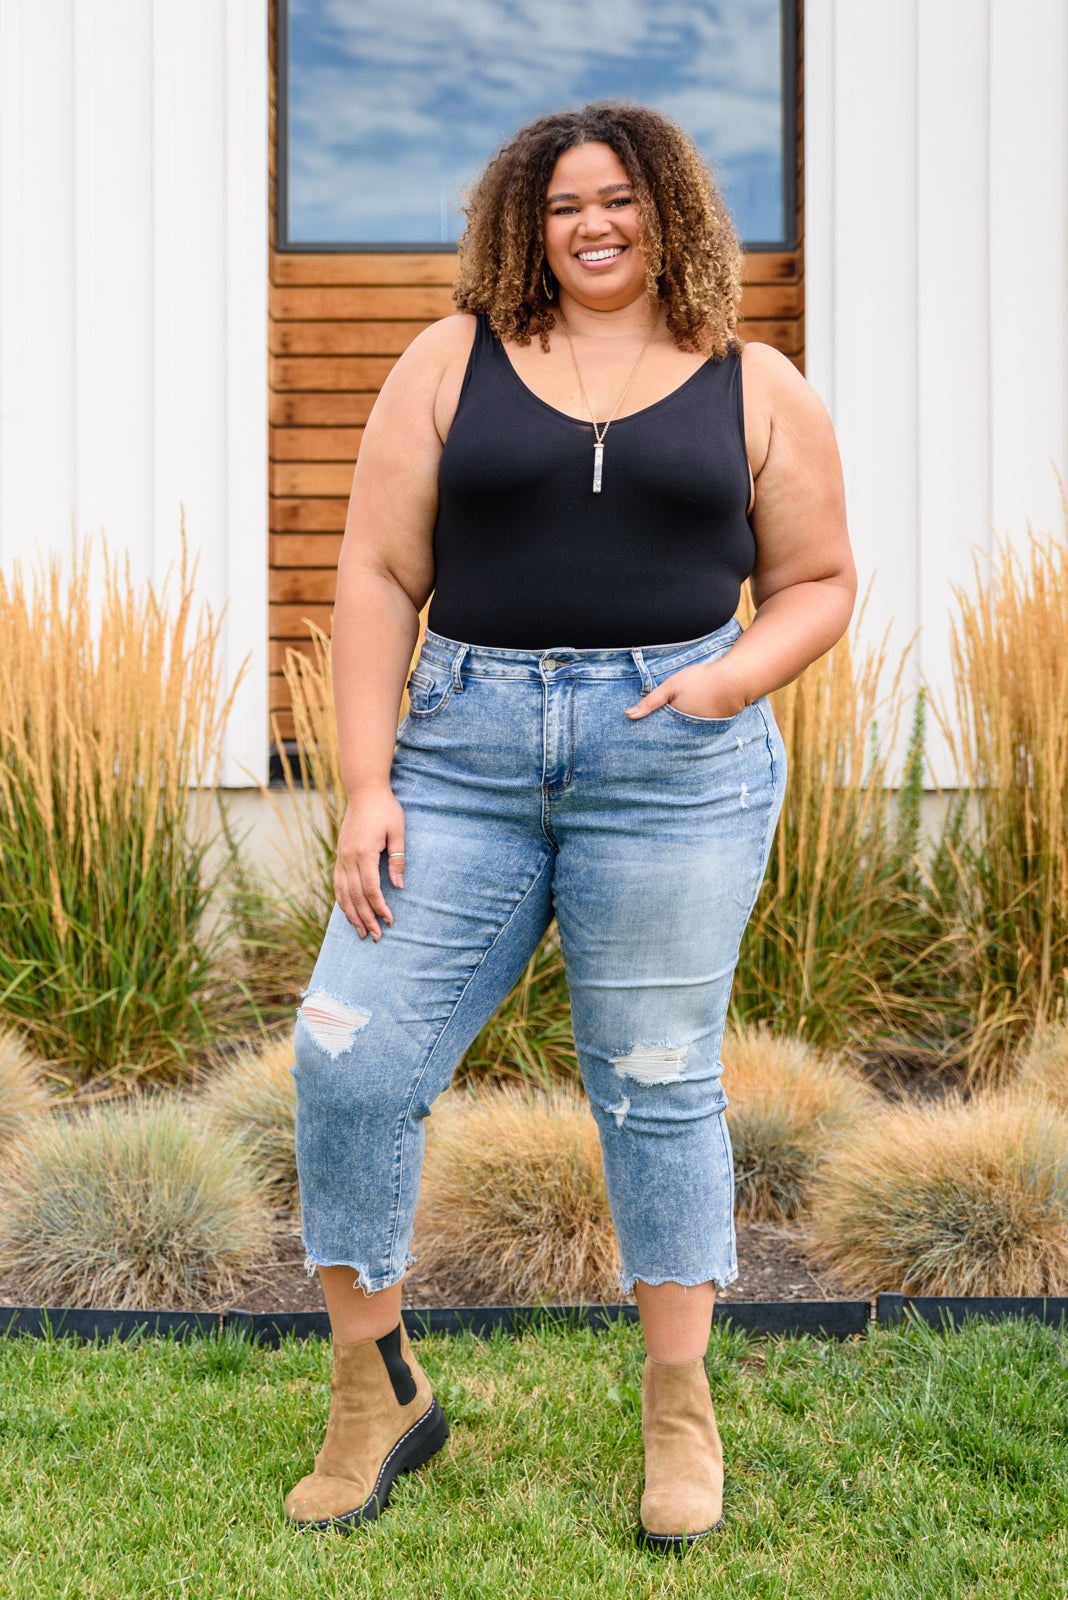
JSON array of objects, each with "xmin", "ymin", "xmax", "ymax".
[{"xmin": 541, "ymin": 263, "xmax": 555, "ymax": 300}]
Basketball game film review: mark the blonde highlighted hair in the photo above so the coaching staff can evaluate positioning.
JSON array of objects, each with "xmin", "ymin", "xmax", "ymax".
[{"xmin": 453, "ymin": 101, "xmax": 743, "ymax": 357}]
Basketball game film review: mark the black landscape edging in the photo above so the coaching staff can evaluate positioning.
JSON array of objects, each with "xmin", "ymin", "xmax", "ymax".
[
  {"xmin": 1, "ymin": 1306, "xmax": 224, "ymax": 1343},
  {"xmin": 716, "ymin": 1300, "xmax": 870, "ymax": 1339},
  {"xmin": 3, "ymin": 1296, "xmax": 1067, "ymax": 1346},
  {"xmin": 876, "ymin": 1293, "xmax": 1068, "ymax": 1330},
  {"xmin": 1, "ymin": 1299, "xmax": 868, "ymax": 1344}
]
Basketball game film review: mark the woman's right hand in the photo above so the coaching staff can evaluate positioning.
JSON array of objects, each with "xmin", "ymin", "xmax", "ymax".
[{"xmin": 333, "ymin": 785, "xmax": 406, "ymax": 940}]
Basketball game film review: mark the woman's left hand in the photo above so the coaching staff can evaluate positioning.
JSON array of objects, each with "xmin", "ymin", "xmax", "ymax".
[{"xmin": 625, "ymin": 657, "xmax": 748, "ymax": 721}]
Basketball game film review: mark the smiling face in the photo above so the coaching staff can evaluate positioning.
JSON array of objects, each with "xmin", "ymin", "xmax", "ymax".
[{"xmin": 542, "ymin": 141, "xmax": 651, "ymax": 313}]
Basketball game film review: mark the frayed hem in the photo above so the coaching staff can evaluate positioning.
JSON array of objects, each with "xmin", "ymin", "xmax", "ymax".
[
  {"xmin": 619, "ymin": 1268, "xmax": 739, "ymax": 1296},
  {"xmin": 302, "ymin": 1253, "xmax": 415, "ymax": 1297}
]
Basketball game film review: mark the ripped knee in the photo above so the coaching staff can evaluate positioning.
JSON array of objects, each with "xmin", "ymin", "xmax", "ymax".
[
  {"xmin": 610, "ymin": 1040, "xmax": 689, "ymax": 1085},
  {"xmin": 299, "ymin": 988, "xmax": 371, "ymax": 1058}
]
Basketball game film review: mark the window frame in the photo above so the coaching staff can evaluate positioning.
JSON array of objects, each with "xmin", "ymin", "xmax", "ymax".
[{"xmin": 276, "ymin": 0, "xmax": 797, "ymax": 253}]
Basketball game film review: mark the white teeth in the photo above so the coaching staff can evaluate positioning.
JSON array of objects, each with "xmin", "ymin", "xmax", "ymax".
[{"xmin": 578, "ymin": 247, "xmax": 623, "ymax": 262}]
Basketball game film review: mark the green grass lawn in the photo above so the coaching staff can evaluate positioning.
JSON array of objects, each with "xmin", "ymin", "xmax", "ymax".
[{"xmin": 1, "ymin": 1316, "xmax": 1066, "ymax": 1599}]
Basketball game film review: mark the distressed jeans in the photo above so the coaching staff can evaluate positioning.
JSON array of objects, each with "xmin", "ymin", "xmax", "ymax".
[{"xmin": 292, "ymin": 618, "xmax": 786, "ymax": 1295}]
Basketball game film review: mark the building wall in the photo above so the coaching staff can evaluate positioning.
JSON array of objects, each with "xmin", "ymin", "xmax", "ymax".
[
  {"xmin": 4, "ymin": 2, "xmax": 1066, "ymax": 785},
  {"xmin": 0, "ymin": 0, "xmax": 269, "ymax": 784},
  {"xmin": 805, "ymin": 0, "xmax": 1068, "ymax": 780}
]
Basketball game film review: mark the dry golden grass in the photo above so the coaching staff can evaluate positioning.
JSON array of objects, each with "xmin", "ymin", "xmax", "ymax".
[
  {"xmin": 1014, "ymin": 1024, "xmax": 1068, "ymax": 1113},
  {"xmin": 0, "ymin": 533, "xmax": 230, "ymax": 887},
  {"xmin": 458, "ymin": 924, "xmax": 579, "ymax": 1088},
  {"xmin": 414, "ymin": 1085, "xmax": 619, "ymax": 1303},
  {"xmin": 722, "ymin": 1025, "xmax": 877, "ymax": 1222},
  {"xmin": 234, "ymin": 626, "xmax": 346, "ymax": 990},
  {"xmin": 935, "ymin": 489, "xmax": 1068, "ymax": 1079},
  {"xmin": 272, "ymin": 625, "xmax": 346, "ymax": 901},
  {"xmin": 0, "ymin": 532, "xmax": 241, "ymax": 1082},
  {"xmin": 808, "ymin": 1092, "xmax": 1068, "ymax": 1296},
  {"xmin": 196, "ymin": 1035, "xmax": 298, "ymax": 1206},
  {"xmin": 0, "ymin": 1097, "xmax": 272, "ymax": 1310},
  {"xmin": 0, "ymin": 1028, "xmax": 50, "ymax": 1157},
  {"xmin": 732, "ymin": 588, "xmax": 940, "ymax": 1051}
]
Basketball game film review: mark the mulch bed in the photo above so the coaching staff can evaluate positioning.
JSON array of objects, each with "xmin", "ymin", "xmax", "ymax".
[
  {"xmin": 0, "ymin": 1213, "xmax": 855, "ymax": 1316},
  {"xmin": 1, "ymin": 1045, "xmax": 952, "ymax": 1317},
  {"xmin": 233, "ymin": 1216, "xmax": 854, "ymax": 1313}
]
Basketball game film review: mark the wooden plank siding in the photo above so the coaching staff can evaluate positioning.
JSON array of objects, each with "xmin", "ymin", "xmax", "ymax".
[{"xmin": 267, "ymin": 0, "xmax": 804, "ymax": 740}]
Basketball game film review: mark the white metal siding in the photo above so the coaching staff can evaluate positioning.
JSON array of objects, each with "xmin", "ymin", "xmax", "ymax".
[
  {"xmin": 0, "ymin": 0, "xmax": 269, "ymax": 784},
  {"xmin": 3, "ymin": 3, "xmax": 1065, "ymax": 786},
  {"xmin": 806, "ymin": 0, "xmax": 1068, "ymax": 782}
]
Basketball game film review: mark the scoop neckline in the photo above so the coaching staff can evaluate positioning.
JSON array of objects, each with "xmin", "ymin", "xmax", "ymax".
[{"xmin": 495, "ymin": 329, "xmax": 719, "ymax": 428}]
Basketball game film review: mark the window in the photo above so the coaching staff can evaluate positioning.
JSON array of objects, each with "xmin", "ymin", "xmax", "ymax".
[{"xmin": 278, "ymin": 0, "xmax": 796, "ymax": 253}]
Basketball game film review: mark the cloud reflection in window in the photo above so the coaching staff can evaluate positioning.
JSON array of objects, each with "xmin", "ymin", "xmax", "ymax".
[{"xmin": 284, "ymin": 0, "xmax": 787, "ymax": 248}]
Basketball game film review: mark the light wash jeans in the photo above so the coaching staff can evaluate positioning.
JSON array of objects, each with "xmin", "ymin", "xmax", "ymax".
[{"xmin": 292, "ymin": 618, "xmax": 786, "ymax": 1295}]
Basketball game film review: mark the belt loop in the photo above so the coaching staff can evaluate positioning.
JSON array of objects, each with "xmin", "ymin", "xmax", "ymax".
[
  {"xmin": 630, "ymin": 647, "xmax": 654, "ymax": 695},
  {"xmin": 451, "ymin": 642, "xmax": 469, "ymax": 691}
]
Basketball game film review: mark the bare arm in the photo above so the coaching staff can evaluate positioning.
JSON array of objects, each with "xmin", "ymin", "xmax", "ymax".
[
  {"xmin": 330, "ymin": 315, "xmax": 474, "ymax": 938},
  {"xmin": 626, "ymin": 341, "xmax": 855, "ymax": 719}
]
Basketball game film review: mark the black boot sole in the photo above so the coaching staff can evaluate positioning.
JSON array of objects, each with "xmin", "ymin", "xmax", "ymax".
[
  {"xmin": 637, "ymin": 1515, "xmax": 725, "ymax": 1556},
  {"xmin": 291, "ymin": 1398, "xmax": 450, "ymax": 1533}
]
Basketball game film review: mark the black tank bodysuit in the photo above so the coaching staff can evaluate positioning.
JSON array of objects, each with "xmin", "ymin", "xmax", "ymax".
[{"xmin": 427, "ymin": 315, "xmax": 756, "ymax": 649}]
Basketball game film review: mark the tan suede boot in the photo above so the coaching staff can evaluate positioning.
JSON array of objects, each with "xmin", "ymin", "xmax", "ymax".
[
  {"xmin": 284, "ymin": 1322, "xmax": 449, "ymax": 1531},
  {"xmin": 637, "ymin": 1355, "xmax": 725, "ymax": 1554}
]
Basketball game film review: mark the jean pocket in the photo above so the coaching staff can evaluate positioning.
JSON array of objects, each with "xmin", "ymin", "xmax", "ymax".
[
  {"xmin": 660, "ymin": 702, "xmax": 745, "ymax": 730},
  {"xmin": 653, "ymin": 640, "xmax": 744, "ymax": 728},
  {"xmin": 406, "ymin": 665, "xmax": 455, "ymax": 719}
]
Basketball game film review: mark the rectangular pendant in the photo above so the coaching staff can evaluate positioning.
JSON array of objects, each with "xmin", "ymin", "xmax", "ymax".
[{"xmin": 592, "ymin": 442, "xmax": 604, "ymax": 493}]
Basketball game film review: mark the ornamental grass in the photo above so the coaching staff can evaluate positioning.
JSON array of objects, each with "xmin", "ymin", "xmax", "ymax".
[
  {"xmin": 226, "ymin": 626, "xmax": 345, "ymax": 1015},
  {"xmin": 414, "ymin": 1085, "xmax": 618, "ymax": 1304},
  {"xmin": 458, "ymin": 923, "xmax": 579, "ymax": 1088},
  {"xmin": 197, "ymin": 1035, "xmax": 298, "ymax": 1206},
  {"xmin": 0, "ymin": 1028, "xmax": 50, "ymax": 1159},
  {"xmin": 722, "ymin": 1025, "xmax": 877, "ymax": 1222},
  {"xmin": 807, "ymin": 1092, "xmax": 1068, "ymax": 1296},
  {"xmin": 0, "ymin": 1097, "xmax": 272, "ymax": 1310},
  {"xmin": 731, "ymin": 592, "xmax": 951, "ymax": 1056},
  {"xmin": 246, "ymin": 626, "xmax": 345, "ymax": 974},
  {"xmin": 0, "ymin": 534, "xmax": 243, "ymax": 1086},
  {"xmin": 934, "ymin": 490, "xmax": 1068, "ymax": 1081},
  {"xmin": 1014, "ymin": 1023, "xmax": 1068, "ymax": 1113}
]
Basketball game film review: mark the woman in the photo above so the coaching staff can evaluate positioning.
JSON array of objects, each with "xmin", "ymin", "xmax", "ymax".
[{"xmin": 284, "ymin": 102, "xmax": 854, "ymax": 1552}]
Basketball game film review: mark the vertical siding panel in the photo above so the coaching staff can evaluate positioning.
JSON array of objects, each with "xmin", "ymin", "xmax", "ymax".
[
  {"xmin": 807, "ymin": 0, "xmax": 1068, "ymax": 783},
  {"xmin": 988, "ymin": 0, "xmax": 1068, "ymax": 544},
  {"xmin": 75, "ymin": 0, "xmax": 156, "ymax": 575},
  {"xmin": 222, "ymin": 0, "xmax": 269, "ymax": 785},
  {"xmin": 802, "ymin": 0, "xmax": 834, "ymax": 415},
  {"xmin": 0, "ymin": 0, "xmax": 268, "ymax": 782},
  {"xmin": 0, "ymin": 0, "xmax": 27, "ymax": 562},
  {"xmin": 827, "ymin": 0, "xmax": 920, "ymax": 720},
  {"xmin": 71, "ymin": 0, "xmax": 99, "ymax": 541},
  {"xmin": 916, "ymin": 0, "xmax": 991, "ymax": 781},
  {"xmin": 158, "ymin": 0, "xmax": 228, "ymax": 596},
  {"xmin": 152, "ymin": 0, "xmax": 178, "ymax": 584},
  {"xmin": 1, "ymin": 0, "xmax": 79, "ymax": 566}
]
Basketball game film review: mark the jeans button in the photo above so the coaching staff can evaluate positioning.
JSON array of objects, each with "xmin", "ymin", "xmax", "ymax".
[{"xmin": 544, "ymin": 658, "xmax": 560, "ymax": 671}]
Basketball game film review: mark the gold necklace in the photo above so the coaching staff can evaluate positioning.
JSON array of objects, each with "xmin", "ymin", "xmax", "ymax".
[{"xmin": 559, "ymin": 308, "xmax": 659, "ymax": 494}]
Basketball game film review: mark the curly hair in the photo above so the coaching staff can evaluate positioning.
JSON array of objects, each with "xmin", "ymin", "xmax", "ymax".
[{"xmin": 452, "ymin": 101, "xmax": 743, "ymax": 357}]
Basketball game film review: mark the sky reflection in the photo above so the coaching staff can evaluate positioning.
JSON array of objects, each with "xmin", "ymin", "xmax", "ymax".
[{"xmin": 284, "ymin": 0, "xmax": 788, "ymax": 247}]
